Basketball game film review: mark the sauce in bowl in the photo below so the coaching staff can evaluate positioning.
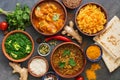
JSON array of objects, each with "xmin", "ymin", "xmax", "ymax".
[{"xmin": 31, "ymin": 0, "xmax": 66, "ymax": 35}]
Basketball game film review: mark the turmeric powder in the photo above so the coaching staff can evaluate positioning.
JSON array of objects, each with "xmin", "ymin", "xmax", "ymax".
[
  {"xmin": 86, "ymin": 63, "xmax": 101, "ymax": 80},
  {"xmin": 86, "ymin": 45, "xmax": 101, "ymax": 60}
]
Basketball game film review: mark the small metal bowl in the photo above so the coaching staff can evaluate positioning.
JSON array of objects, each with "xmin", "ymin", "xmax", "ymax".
[
  {"xmin": 37, "ymin": 43, "xmax": 51, "ymax": 56},
  {"xmin": 42, "ymin": 71, "xmax": 60, "ymax": 80},
  {"xmin": 85, "ymin": 44, "xmax": 103, "ymax": 62}
]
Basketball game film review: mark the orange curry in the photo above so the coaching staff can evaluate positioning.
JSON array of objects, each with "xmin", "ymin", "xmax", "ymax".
[{"xmin": 32, "ymin": 1, "xmax": 65, "ymax": 34}]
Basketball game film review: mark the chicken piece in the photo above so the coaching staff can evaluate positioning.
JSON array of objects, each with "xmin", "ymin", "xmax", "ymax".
[
  {"xmin": 34, "ymin": 6, "xmax": 43, "ymax": 18},
  {"xmin": 46, "ymin": 24, "xmax": 57, "ymax": 34}
]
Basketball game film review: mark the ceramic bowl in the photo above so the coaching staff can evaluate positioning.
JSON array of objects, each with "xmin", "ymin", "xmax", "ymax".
[
  {"xmin": 31, "ymin": 0, "xmax": 67, "ymax": 36},
  {"xmin": 42, "ymin": 71, "xmax": 60, "ymax": 80},
  {"xmin": 85, "ymin": 44, "xmax": 103, "ymax": 62},
  {"xmin": 28, "ymin": 56, "xmax": 49, "ymax": 77},
  {"xmin": 37, "ymin": 43, "xmax": 51, "ymax": 56},
  {"xmin": 75, "ymin": 2, "xmax": 107, "ymax": 36},
  {"xmin": 51, "ymin": 42, "xmax": 86, "ymax": 78},
  {"xmin": 2, "ymin": 30, "xmax": 34, "ymax": 62},
  {"xmin": 62, "ymin": 0, "xmax": 82, "ymax": 9}
]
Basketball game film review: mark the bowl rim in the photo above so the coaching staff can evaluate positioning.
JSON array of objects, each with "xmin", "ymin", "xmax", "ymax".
[
  {"xmin": 37, "ymin": 42, "xmax": 51, "ymax": 56},
  {"xmin": 62, "ymin": 0, "xmax": 82, "ymax": 9},
  {"xmin": 30, "ymin": 0, "xmax": 67, "ymax": 36},
  {"xmin": 50, "ymin": 42, "xmax": 86, "ymax": 78},
  {"xmin": 75, "ymin": 2, "xmax": 108, "ymax": 36},
  {"xmin": 42, "ymin": 71, "xmax": 61, "ymax": 80},
  {"xmin": 2, "ymin": 30, "xmax": 34, "ymax": 62},
  {"xmin": 85, "ymin": 43, "xmax": 103, "ymax": 62},
  {"xmin": 28, "ymin": 56, "xmax": 49, "ymax": 77}
]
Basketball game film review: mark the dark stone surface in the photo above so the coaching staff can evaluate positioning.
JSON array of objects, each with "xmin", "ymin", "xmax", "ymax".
[{"xmin": 0, "ymin": 0, "xmax": 120, "ymax": 80}]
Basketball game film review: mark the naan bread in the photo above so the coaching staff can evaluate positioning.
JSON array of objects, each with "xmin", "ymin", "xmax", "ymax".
[
  {"xmin": 94, "ymin": 16, "xmax": 120, "ymax": 59},
  {"xmin": 94, "ymin": 16, "xmax": 120, "ymax": 72},
  {"xmin": 102, "ymin": 48, "xmax": 120, "ymax": 72}
]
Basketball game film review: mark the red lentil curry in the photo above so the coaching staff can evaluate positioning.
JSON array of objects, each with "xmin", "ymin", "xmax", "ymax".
[
  {"xmin": 52, "ymin": 44, "xmax": 84, "ymax": 76},
  {"xmin": 32, "ymin": 1, "xmax": 65, "ymax": 34}
]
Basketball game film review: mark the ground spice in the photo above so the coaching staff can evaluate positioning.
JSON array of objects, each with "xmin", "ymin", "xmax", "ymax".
[
  {"xmin": 86, "ymin": 45, "xmax": 101, "ymax": 60},
  {"xmin": 86, "ymin": 63, "xmax": 101, "ymax": 80},
  {"xmin": 62, "ymin": 0, "xmax": 82, "ymax": 9}
]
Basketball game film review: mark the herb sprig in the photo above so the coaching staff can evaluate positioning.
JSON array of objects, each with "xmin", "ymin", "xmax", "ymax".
[
  {"xmin": 0, "ymin": 3, "xmax": 30, "ymax": 31},
  {"xmin": 63, "ymin": 49, "xmax": 71, "ymax": 56},
  {"xmin": 58, "ymin": 61, "xmax": 65, "ymax": 68},
  {"xmin": 69, "ymin": 58, "xmax": 76, "ymax": 67}
]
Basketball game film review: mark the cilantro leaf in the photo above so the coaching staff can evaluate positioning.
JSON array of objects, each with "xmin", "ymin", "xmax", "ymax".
[
  {"xmin": 52, "ymin": 13, "xmax": 60, "ymax": 21},
  {"xmin": 58, "ymin": 61, "xmax": 65, "ymax": 68},
  {"xmin": 69, "ymin": 58, "xmax": 76, "ymax": 67},
  {"xmin": 0, "ymin": 3, "xmax": 30, "ymax": 31},
  {"xmin": 63, "ymin": 49, "xmax": 71, "ymax": 56}
]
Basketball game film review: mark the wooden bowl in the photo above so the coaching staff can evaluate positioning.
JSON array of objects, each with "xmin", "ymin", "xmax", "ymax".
[
  {"xmin": 51, "ymin": 42, "xmax": 86, "ymax": 78},
  {"xmin": 28, "ymin": 56, "xmax": 49, "ymax": 77},
  {"xmin": 75, "ymin": 2, "xmax": 107, "ymax": 36},
  {"xmin": 62, "ymin": 0, "xmax": 82, "ymax": 9},
  {"xmin": 2, "ymin": 30, "xmax": 34, "ymax": 62},
  {"xmin": 31, "ymin": 0, "xmax": 67, "ymax": 36}
]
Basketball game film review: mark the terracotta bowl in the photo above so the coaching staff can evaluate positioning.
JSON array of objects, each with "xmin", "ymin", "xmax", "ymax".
[
  {"xmin": 51, "ymin": 42, "xmax": 86, "ymax": 78},
  {"xmin": 31, "ymin": 0, "xmax": 67, "ymax": 36},
  {"xmin": 28, "ymin": 56, "xmax": 49, "ymax": 77},
  {"xmin": 2, "ymin": 30, "xmax": 34, "ymax": 62},
  {"xmin": 75, "ymin": 2, "xmax": 107, "ymax": 36},
  {"xmin": 62, "ymin": 0, "xmax": 82, "ymax": 9}
]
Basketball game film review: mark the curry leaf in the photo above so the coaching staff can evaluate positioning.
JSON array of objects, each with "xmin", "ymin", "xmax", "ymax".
[
  {"xmin": 63, "ymin": 49, "xmax": 71, "ymax": 56},
  {"xmin": 58, "ymin": 61, "xmax": 65, "ymax": 68},
  {"xmin": 69, "ymin": 58, "xmax": 76, "ymax": 67}
]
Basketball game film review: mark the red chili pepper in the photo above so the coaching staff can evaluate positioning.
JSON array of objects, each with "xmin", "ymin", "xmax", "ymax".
[{"xmin": 45, "ymin": 35, "xmax": 72, "ymax": 42}]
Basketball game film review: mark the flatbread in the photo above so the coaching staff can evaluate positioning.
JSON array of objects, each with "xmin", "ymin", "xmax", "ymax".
[
  {"xmin": 94, "ymin": 16, "xmax": 120, "ymax": 72},
  {"xmin": 102, "ymin": 48, "xmax": 120, "ymax": 72},
  {"xmin": 94, "ymin": 16, "xmax": 120, "ymax": 59}
]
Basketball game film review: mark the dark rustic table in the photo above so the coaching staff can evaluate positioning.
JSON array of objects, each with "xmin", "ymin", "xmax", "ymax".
[{"xmin": 0, "ymin": 0, "xmax": 120, "ymax": 80}]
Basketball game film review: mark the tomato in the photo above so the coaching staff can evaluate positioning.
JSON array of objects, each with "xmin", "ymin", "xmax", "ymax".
[
  {"xmin": 75, "ymin": 76, "xmax": 84, "ymax": 80},
  {"xmin": 0, "ymin": 21, "xmax": 8, "ymax": 31}
]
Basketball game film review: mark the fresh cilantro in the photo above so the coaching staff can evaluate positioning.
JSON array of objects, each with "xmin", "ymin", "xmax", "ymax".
[
  {"xmin": 63, "ymin": 49, "xmax": 71, "ymax": 56},
  {"xmin": 0, "ymin": 3, "xmax": 30, "ymax": 31},
  {"xmin": 69, "ymin": 58, "xmax": 76, "ymax": 67},
  {"xmin": 52, "ymin": 13, "xmax": 60, "ymax": 21},
  {"xmin": 58, "ymin": 61, "xmax": 65, "ymax": 68}
]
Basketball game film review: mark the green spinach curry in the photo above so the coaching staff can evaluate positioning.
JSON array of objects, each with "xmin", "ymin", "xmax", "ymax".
[{"xmin": 5, "ymin": 33, "xmax": 32, "ymax": 59}]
